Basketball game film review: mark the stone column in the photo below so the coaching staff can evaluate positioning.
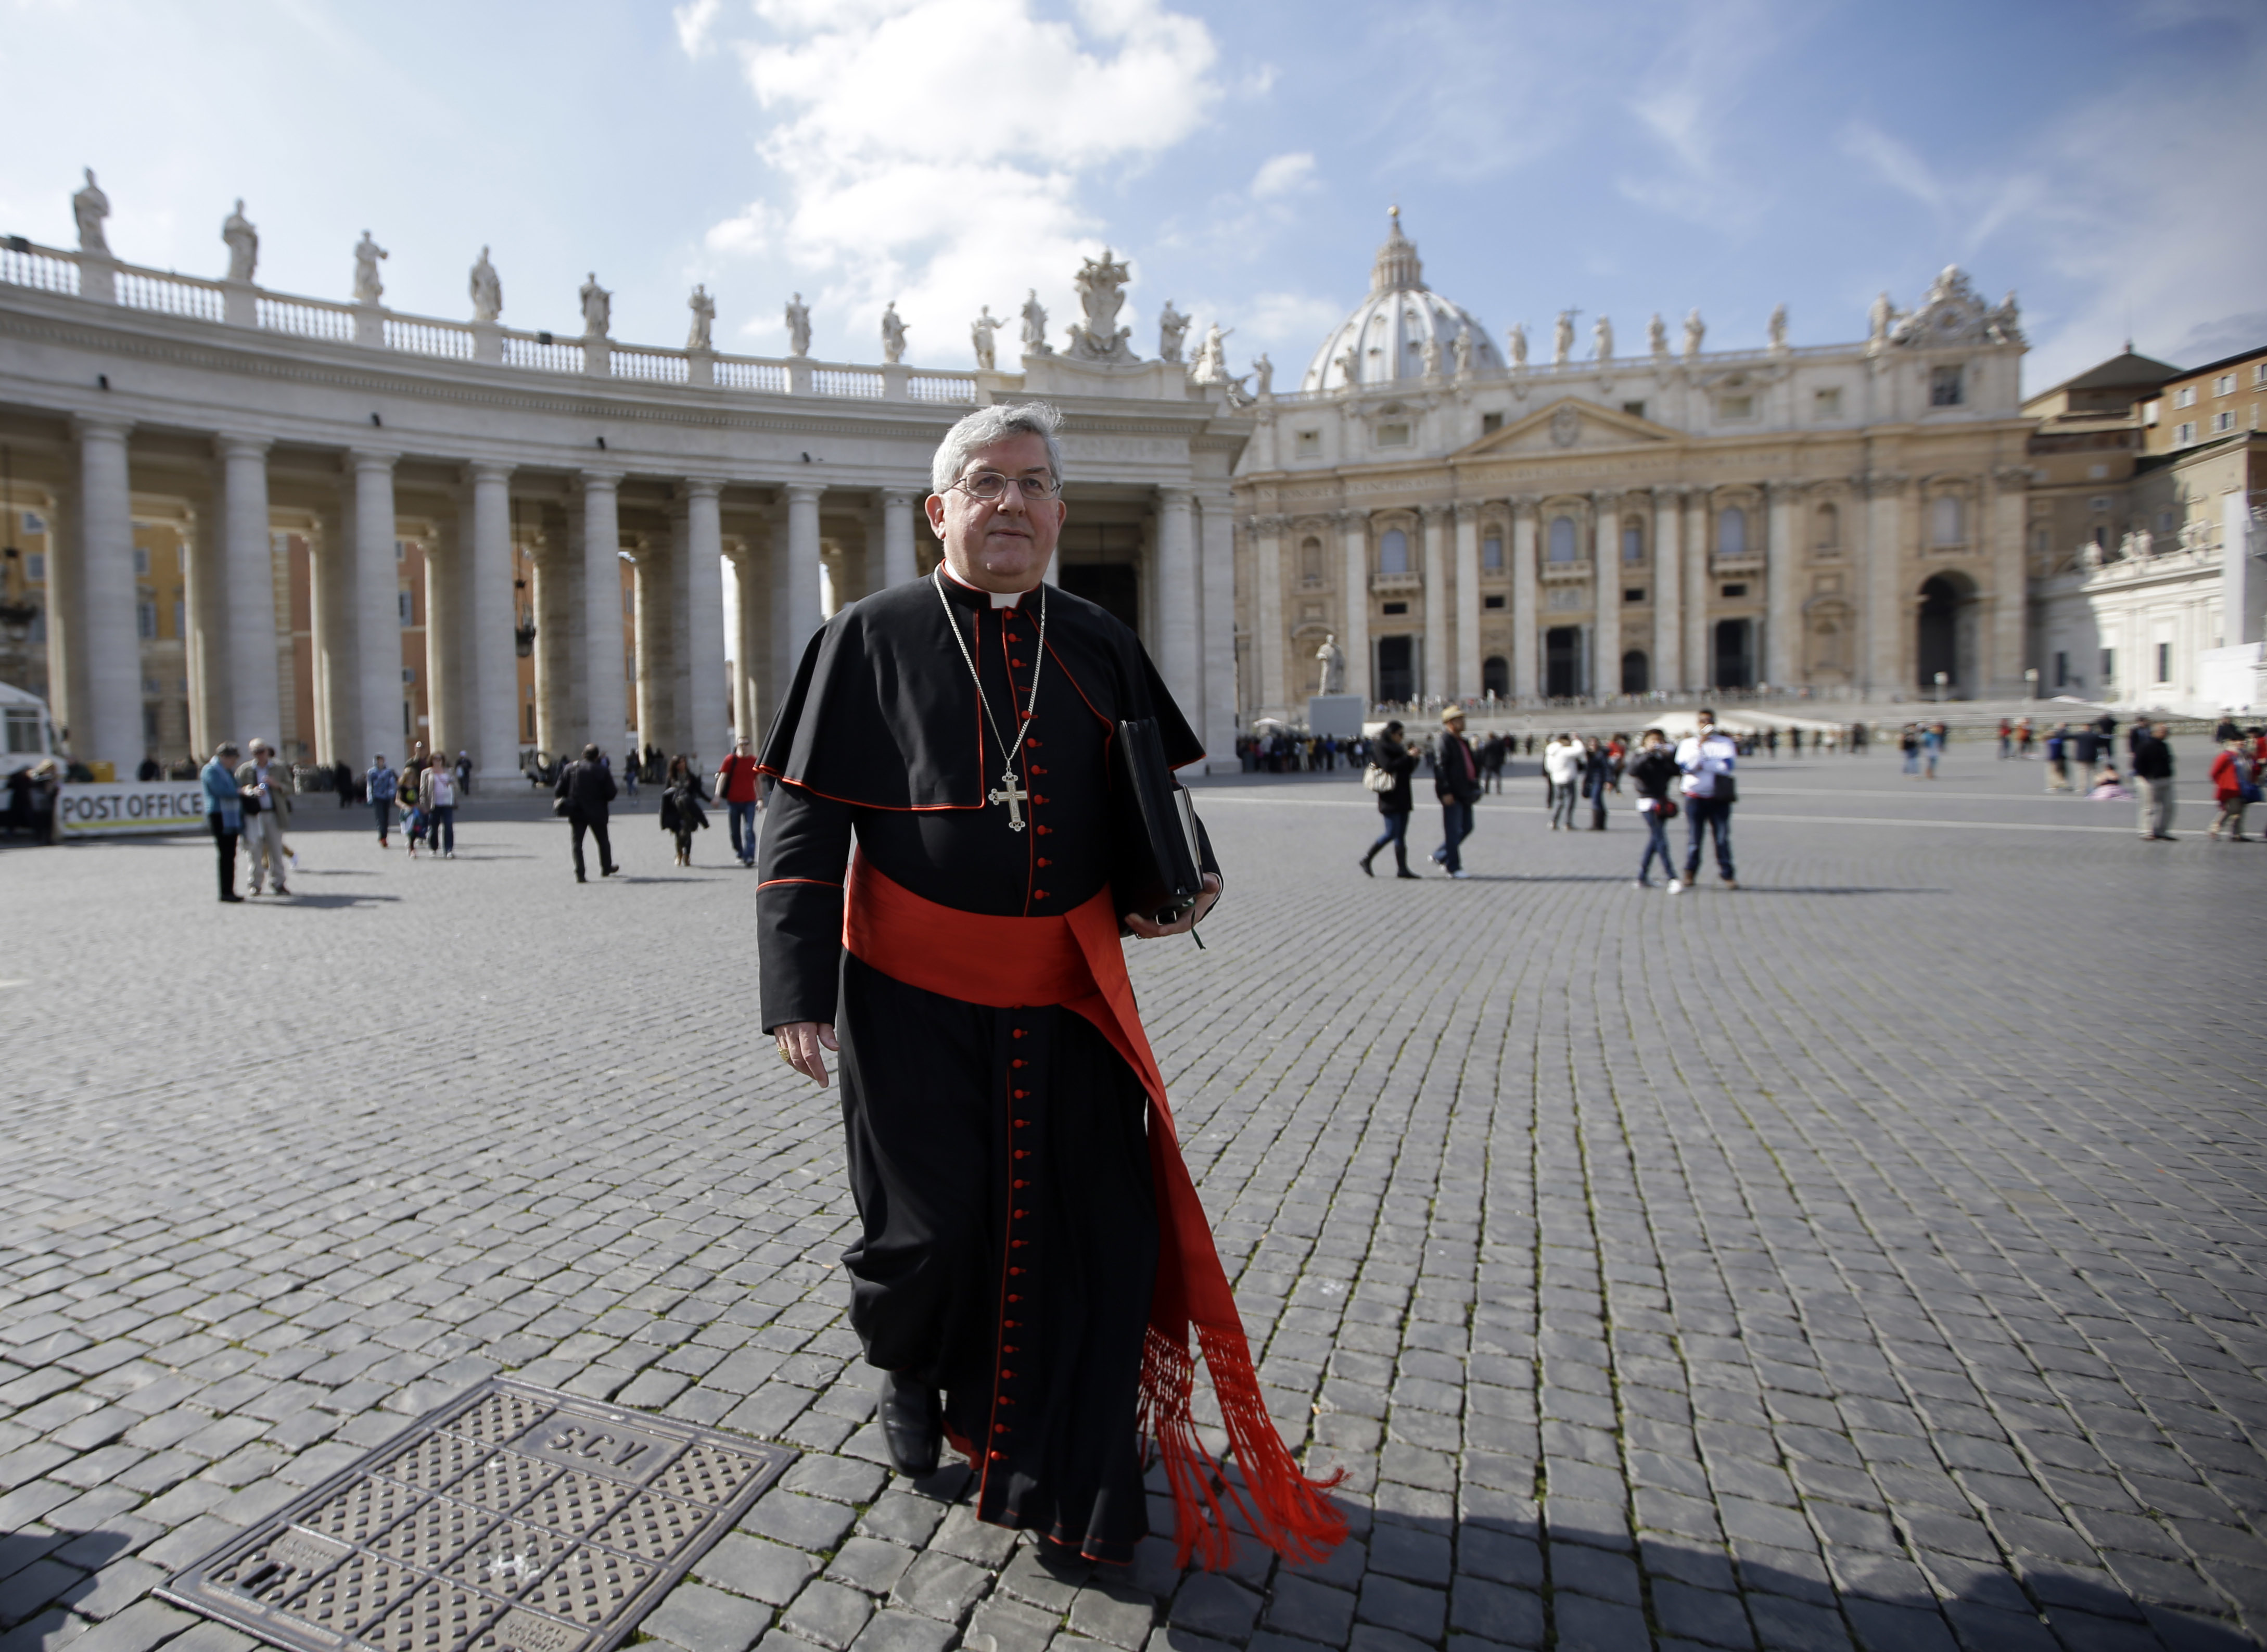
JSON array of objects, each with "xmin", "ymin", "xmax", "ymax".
[
  {"xmin": 579, "ymin": 470, "xmax": 626, "ymax": 754},
  {"xmin": 71, "ymin": 416, "xmax": 141, "ymax": 771},
  {"xmin": 882, "ymin": 491, "xmax": 919, "ymax": 586},
  {"xmin": 632, "ymin": 541, "xmax": 667, "ymax": 761},
  {"xmin": 1864, "ymin": 475, "xmax": 1908, "ymax": 695},
  {"xmin": 465, "ymin": 463, "xmax": 518, "ymax": 781},
  {"xmin": 1766, "ymin": 480, "xmax": 1801, "ymax": 688},
  {"xmin": 309, "ymin": 503, "xmax": 348, "ymax": 765},
  {"xmin": 424, "ymin": 524, "xmax": 461, "ymax": 757},
  {"xmin": 1453, "ymin": 504, "xmax": 1481, "ymax": 701},
  {"xmin": 1198, "ymin": 491, "xmax": 1236, "ymax": 766},
  {"xmin": 1155, "ymin": 487, "xmax": 1200, "ymax": 716},
  {"xmin": 1989, "ymin": 466, "xmax": 2028, "ymax": 695},
  {"xmin": 1593, "ymin": 492, "xmax": 1621, "ymax": 701},
  {"xmin": 683, "ymin": 480, "xmax": 730, "ymax": 764},
  {"xmin": 1510, "ymin": 500, "xmax": 1537, "ymax": 701},
  {"xmin": 216, "ymin": 435, "xmax": 279, "ymax": 751},
  {"xmin": 1684, "ymin": 491, "xmax": 1710, "ymax": 692},
  {"xmin": 1253, "ymin": 515, "xmax": 1286, "ymax": 716},
  {"xmin": 531, "ymin": 526, "xmax": 572, "ymax": 760},
  {"xmin": 1421, "ymin": 503, "xmax": 1450, "ymax": 702},
  {"xmin": 784, "ymin": 483, "xmax": 825, "ymax": 669},
  {"xmin": 349, "ymin": 451, "xmax": 401, "ymax": 768},
  {"xmin": 181, "ymin": 501, "xmax": 222, "ymax": 760},
  {"xmin": 1653, "ymin": 490, "xmax": 1683, "ymax": 693},
  {"xmin": 1338, "ymin": 509, "xmax": 1370, "ymax": 703}
]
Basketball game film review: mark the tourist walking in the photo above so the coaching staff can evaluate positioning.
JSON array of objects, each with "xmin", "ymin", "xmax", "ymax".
[
  {"xmin": 2207, "ymin": 734, "xmax": 2257, "ymax": 841},
  {"xmin": 716, "ymin": 736, "xmax": 762, "ymax": 867},
  {"xmin": 335, "ymin": 757, "xmax": 355, "ymax": 808},
  {"xmin": 418, "ymin": 751, "xmax": 459, "ymax": 858},
  {"xmin": 1430, "ymin": 707, "xmax": 1480, "ymax": 878},
  {"xmin": 2018, "ymin": 717, "xmax": 2034, "ymax": 758},
  {"xmin": 1671, "ymin": 708, "xmax": 1739, "ymax": 893},
  {"xmin": 1900, "ymin": 723, "xmax": 1920, "ymax": 776},
  {"xmin": 2132, "ymin": 721, "xmax": 2176, "ymax": 840},
  {"xmin": 1581, "ymin": 735, "xmax": 1613, "ymax": 831},
  {"xmin": 2072, "ymin": 725, "xmax": 2102, "ymax": 790},
  {"xmin": 367, "ymin": 754, "xmax": 399, "ymax": 845},
  {"xmin": 1627, "ymin": 729, "xmax": 1679, "ymax": 887},
  {"xmin": 2044, "ymin": 725, "xmax": 2070, "ymax": 791},
  {"xmin": 455, "ymin": 749, "xmax": 473, "ymax": 797},
  {"xmin": 1359, "ymin": 719, "xmax": 1420, "ymax": 878},
  {"xmin": 234, "ymin": 738, "xmax": 292, "ymax": 896},
  {"xmin": 200, "ymin": 742, "xmax": 245, "ymax": 902},
  {"xmin": 1997, "ymin": 718, "xmax": 2013, "ymax": 759},
  {"xmin": 661, "ymin": 754, "xmax": 709, "ymax": 865},
  {"xmin": 556, "ymin": 743, "xmax": 619, "ymax": 881},
  {"xmin": 1544, "ymin": 732, "xmax": 1581, "ymax": 829},
  {"xmin": 1924, "ymin": 721, "xmax": 1947, "ymax": 778}
]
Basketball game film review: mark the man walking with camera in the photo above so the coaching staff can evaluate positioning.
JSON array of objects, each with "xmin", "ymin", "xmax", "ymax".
[{"xmin": 1671, "ymin": 708, "xmax": 1739, "ymax": 894}]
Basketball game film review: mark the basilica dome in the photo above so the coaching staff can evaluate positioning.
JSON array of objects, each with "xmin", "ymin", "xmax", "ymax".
[{"xmin": 1301, "ymin": 211, "xmax": 1501, "ymax": 392}]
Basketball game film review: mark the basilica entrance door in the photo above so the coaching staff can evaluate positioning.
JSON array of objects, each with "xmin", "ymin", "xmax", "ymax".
[
  {"xmin": 1545, "ymin": 627, "xmax": 1581, "ymax": 698},
  {"xmin": 1713, "ymin": 618, "xmax": 1754, "ymax": 690},
  {"xmin": 1060, "ymin": 562, "xmax": 1139, "ymax": 636},
  {"xmin": 1376, "ymin": 635, "xmax": 1416, "ymax": 703}
]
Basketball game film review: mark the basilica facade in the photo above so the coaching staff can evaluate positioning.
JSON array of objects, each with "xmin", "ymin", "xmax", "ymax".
[{"xmin": 1231, "ymin": 215, "xmax": 2039, "ymax": 719}]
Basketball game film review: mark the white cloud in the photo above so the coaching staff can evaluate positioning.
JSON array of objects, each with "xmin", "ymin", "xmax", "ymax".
[
  {"xmin": 1615, "ymin": 0, "xmax": 1779, "ymax": 229},
  {"xmin": 1839, "ymin": 120, "xmax": 1943, "ymax": 212},
  {"xmin": 673, "ymin": 0, "xmax": 723, "ymax": 58},
  {"xmin": 1250, "ymin": 152, "xmax": 1315, "ymax": 200}
]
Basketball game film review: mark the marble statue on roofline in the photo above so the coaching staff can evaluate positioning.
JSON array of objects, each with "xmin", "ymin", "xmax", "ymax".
[
  {"xmin": 73, "ymin": 169, "xmax": 110, "ymax": 256},
  {"xmin": 784, "ymin": 293, "xmax": 812, "ymax": 357},
  {"xmin": 1453, "ymin": 325, "xmax": 1473, "ymax": 377},
  {"xmin": 469, "ymin": 247, "xmax": 502, "ymax": 322},
  {"xmin": 353, "ymin": 231, "xmax": 388, "ymax": 304},
  {"xmin": 687, "ymin": 284, "xmax": 716, "ymax": 351},
  {"xmin": 1064, "ymin": 249, "xmax": 1136, "ymax": 363},
  {"xmin": 1020, "ymin": 289, "xmax": 1050, "ymax": 356},
  {"xmin": 1868, "ymin": 291, "xmax": 1896, "ymax": 348},
  {"xmin": 1252, "ymin": 353, "xmax": 1273, "ymax": 398},
  {"xmin": 1768, "ymin": 303, "xmax": 1789, "ymax": 353},
  {"xmin": 971, "ymin": 306, "xmax": 999, "ymax": 370},
  {"xmin": 1552, "ymin": 310, "xmax": 1575, "ymax": 365},
  {"xmin": 1649, "ymin": 313, "xmax": 1669, "ymax": 360},
  {"xmin": 1594, "ymin": 314, "xmax": 1614, "ymax": 362},
  {"xmin": 1507, "ymin": 323, "xmax": 1527, "ymax": 370},
  {"xmin": 222, "ymin": 200, "xmax": 258, "ymax": 283},
  {"xmin": 880, "ymin": 302, "xmax": 908, "ymax": 363},
  {"xmin": 1683, "ymin": 308, "xmax": 1705, "ymax": 360},
  {"xmin": 1191, "ymin": 322, "xmax": 1232, "ymax": 385},
  {"xmin": 579, "ymin": 273, "xmax": 610, "ymax": 338},
  {"xmin": 1157, "ymin": 299, "xmax": 1190, "ymax": 363}
]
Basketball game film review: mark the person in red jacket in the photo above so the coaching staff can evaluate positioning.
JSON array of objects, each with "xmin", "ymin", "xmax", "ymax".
[
  {"xmin": 2207, "ymin": 734, "xmax": 2257, "ymax": 842},
  {"xmin": 715, "ymin": 735, "xmax": 763, "ymax": 867}
]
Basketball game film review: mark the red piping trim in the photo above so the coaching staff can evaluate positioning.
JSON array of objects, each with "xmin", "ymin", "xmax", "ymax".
[
  {"xmin": 755, "ymin": 770, "xmax": 982, "ymax": 812},
  {"xmin": 756, "ymin": 877, "xmax": 842, "ymax": 891}
]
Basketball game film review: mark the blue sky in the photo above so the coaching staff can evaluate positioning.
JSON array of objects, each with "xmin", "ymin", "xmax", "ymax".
[{"xmin": 6, "ymin": 0, "xmax": 2261, "ymax": 392}]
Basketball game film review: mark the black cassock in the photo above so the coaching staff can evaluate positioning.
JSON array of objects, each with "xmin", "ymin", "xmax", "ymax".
[{"xmin": 757, "ymin": 570, "xmax": 1214, "ymax": 1561}]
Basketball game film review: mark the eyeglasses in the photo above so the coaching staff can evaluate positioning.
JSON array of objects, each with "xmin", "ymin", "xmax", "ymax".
[{"xmin": 950, "ymin": 470, "xmax": 1061, "ymax": 503}]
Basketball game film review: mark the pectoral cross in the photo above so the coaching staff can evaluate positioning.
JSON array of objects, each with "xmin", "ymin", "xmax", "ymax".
[{"xmin": 989, "ymin": 766, "xmax": 1029, "ymax": 832}]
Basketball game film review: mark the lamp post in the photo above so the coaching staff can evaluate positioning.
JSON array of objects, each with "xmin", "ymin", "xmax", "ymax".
[
  {"xmin": 1933, "ymin": 670, "xmax": 1948, "ymax": 705},
  {"xmin": 2023, "ymin": 666, "xmax": 2038, "ymax": 703}
]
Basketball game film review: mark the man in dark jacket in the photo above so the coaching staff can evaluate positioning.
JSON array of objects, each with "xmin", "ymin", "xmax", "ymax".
[
  {"xmin": 1430, "ymin": 707, "xmax": 1481, "ymax": 879},
  {"xmin": 556, "ymin": 742, "xmax": 619, "ymax": 881},
  {"xmin": 2131, "ymin": 722, "xmax": 2175, "ymax": 841}
]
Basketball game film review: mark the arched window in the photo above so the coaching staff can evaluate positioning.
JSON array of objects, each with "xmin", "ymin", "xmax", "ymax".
[
  {"xmin": 1718, "ymin": 506, "xmax": 1747, "ymax": 557},
  {"xmin": 1299, "ymin": 536, "xmax": 1322, "ymax": 583},
  {"xmin": 1932, "ymin": 495, "xmax": 1964, "ymax": 546},
  {"xmin": 1483, "ymin": 655, "xmax": 1510, "ymax": 697},
  {"xmin": 1482, "ymin": 534, "xmax": 1504, "ymax": 571},
  {"xmin": 1621, "ymin": 519, "xmax": 1645, "ymax": 564},
  {"xmin": 1379, "ymin": 527, "xmax": 1410, "ymax": 575},
  {"xmin": 1815, "ymin": 502, "xmax": 1840, "ymax": 550},
  {"xmin": 1547, "ymin": 515, "xmax": 1577, "ymax": 563}
]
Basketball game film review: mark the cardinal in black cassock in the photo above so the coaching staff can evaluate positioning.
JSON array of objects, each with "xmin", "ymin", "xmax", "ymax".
[{"xmin": 757, "ymin": 404, "xmax": 1342, "ymax": 1569}]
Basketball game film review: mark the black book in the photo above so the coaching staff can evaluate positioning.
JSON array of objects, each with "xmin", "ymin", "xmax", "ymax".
[{"xmin": 1111, "ymin": 717, "xmax": 1204, "ymax": 930}]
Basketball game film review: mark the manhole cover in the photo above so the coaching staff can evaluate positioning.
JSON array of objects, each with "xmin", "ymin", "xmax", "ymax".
[{"xmin": 159, "ymin": 1377, "xmax": 797, "ymax": 1652}]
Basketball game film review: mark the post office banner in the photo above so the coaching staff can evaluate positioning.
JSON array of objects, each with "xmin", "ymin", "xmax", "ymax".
[{"xmin": 58, "ymin": 782, "xmax": 210, "ymax": 837}]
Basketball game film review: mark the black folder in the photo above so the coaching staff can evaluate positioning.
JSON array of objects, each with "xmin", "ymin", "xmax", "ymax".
[{"xmin": 1111, "ymin": 717, "xmax": 1205, "ymax": 929}]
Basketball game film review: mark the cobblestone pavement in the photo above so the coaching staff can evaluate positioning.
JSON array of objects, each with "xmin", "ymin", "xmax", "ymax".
[{"xmin": 4, "ymin": 742, "xmax": 2265, "ymax": 1652}]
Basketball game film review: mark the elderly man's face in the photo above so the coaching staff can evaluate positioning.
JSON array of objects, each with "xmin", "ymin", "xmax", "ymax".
[{"xmin": 925, "ymin": 431, "xmax": 1065, "ymax": 593}]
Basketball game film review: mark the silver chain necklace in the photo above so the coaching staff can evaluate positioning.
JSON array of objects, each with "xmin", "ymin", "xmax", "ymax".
[{"xmin": 934, "ymin": 569, "xmax": 1047, "ymax": 831}]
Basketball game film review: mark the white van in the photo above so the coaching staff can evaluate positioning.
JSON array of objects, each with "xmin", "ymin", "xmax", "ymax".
[{"xmin": 1, "ymin": 682, "xmax": 60, "ymax": 770}]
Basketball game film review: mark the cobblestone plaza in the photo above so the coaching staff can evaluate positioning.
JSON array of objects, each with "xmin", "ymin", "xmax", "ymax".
[{"xmin": 5, "ymin": 745, "xmax": 2266, "ymax": 1652}]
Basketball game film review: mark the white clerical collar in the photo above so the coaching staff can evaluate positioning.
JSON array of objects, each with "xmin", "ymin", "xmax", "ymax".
[{"xmin": 941, "ymin": 565, "xmax": 1036, "ymax": 609}]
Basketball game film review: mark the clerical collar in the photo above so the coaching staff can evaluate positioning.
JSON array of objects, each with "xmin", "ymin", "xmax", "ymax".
[{"xmin": 939, "ymin": 565, "xmax": 1036, "ymax": 610}]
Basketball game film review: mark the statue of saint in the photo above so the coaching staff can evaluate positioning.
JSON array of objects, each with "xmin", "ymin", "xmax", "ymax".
[
  {"xmin": 1868, "ymin": 290, "xmax": 1894, "ymax": 347},
  {"xmin": 784, "ymin": 293, "xmax": 812, "ymax": 357},
  {"xmin": 1507, "ymin": 322, "xmax": 1527, "ymax": 368},
  {"xmin": 1648, "ymin": 312, "xmax": 1668, "ymax": 360},
  {"xmin": 1157, "ymin": 299, "xmax": 1190, "ymax": 363},
  {"xmin": 1593, "ymin": 314, "xmax": 1614, "ymax": 362},
  {"xmin": 1315, "ymin": 633, "xmax": 1346, "ymax": 696},
  {"xmin": 880, "ymin": 301, "xmax": 908, "ymax": 363},
  {"xmin": 687, "ymin": 284, "xmax": 716, "ymax": 351},
  {"xmin": 72, "ymin": 169, "xmax": 110, "ymax": 256},
  {"xmin": 469, "ymin": 246, "xmax": 502, "ymax": 322},
  {"xmin": 1986, "ymin": 290, "xmax": 2023, "ymax": 346},
  {"xmin": 1552, "ymin": 309, "xmax": 1575, "ymax": 365},
  {"xmin": 1251, "ymin": 353, "xmax": 1273, "ymax": 397},
  {"xmin": 579, "ymin": 272, "xmax": 611, "ymax": 338},
  {"xmin": 1453, "ymin": 325, "xmax": 1473, "ymax": 376},
  {"xmin": 1019, "ymin": 289, "xmax": 1050, "ymax": 355},
  {"xmin": 1767, "ymin": 303, "xmax": 1789, "ymax": 352},
  {"xmin": 1065, "ymin": 248, "xmax": 1135, "ymax": 362},
  {"xmin": 1421, "ymin": 333, "xmax": 1443, "ymax": 377},
  {"xmin": 1335, "ymin": 344, "xmax": 1359, "ymax": 387},
  {"xmin": 971, "ymin": 305, "xmax": 999, "ymax": 370},
  {"xmin": 1682, "ymin": 308, "xmax": 1705, "ymax": 360},
  {"xmin": 353, "ymin": 231, "xmax": 389, "ymax": 304},
  {"xmin": 221, "ymin": 199, "xmax": 258, "ymax": 283},
  {"xmin": 1191, "ymin": 322, "xmax": 1232, "ymax": 384}
]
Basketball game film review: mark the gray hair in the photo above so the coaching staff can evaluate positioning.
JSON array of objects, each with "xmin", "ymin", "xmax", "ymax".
[{"xmin": 929, "ymin": 401, "xmax": 1064, "ymax": 495}]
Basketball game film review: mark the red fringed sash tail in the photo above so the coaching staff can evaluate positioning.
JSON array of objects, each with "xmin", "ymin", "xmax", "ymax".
[{"xmin": 843, "ymin": 855, "xmax": 1344, "ymax": 1569}]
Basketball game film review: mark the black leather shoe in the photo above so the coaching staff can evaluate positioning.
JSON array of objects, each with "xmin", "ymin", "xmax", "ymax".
[{"xmin": 876, "ymin": 1369, "xmax": 941, "ymax": 1477}]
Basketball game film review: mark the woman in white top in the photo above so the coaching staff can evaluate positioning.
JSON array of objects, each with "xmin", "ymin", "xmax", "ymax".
[{"xmin": 418, "ymin": 759, "xmax": 459, "ymax": 858}]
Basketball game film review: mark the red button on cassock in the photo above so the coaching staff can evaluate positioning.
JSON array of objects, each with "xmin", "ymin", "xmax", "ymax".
[
  {"xmin": 1013, "ymin": 1089, "xmax": 1028, "ymax": 1099},
  {"xmin": 990, "ymin": 1451, "xmax": 1005, "ymax": 1462},
  {"xmin": 1011, "ymin": 1059, "xmax": 1026, "ymax": 1070},
  {"xmin": 1012, "ymin": 1028, "xmax": 1026, "ymax": 1039},
  {"xmin": 1010, "ymin": 1266, "xmax": 1024, "ymax": 1275}
]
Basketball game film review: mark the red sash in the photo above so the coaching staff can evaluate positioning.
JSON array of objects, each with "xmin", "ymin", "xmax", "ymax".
[{"xmin": 843, "ymin": 856, "xmax": 1344, "ymax": 1569}]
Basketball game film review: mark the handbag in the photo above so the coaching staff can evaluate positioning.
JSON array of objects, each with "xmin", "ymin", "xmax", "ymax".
[
  {"xmin": 1111, "ymin": 717, "xmax": 1206, "ymax": 932},
  {"xmin": 1713, "ymin": 774, "xmax": 1736, "ymax": 804},
  {"xmin": 1362, "ymin": 763, "xmax": 1395, "ymax": 793},
  {"xmin": 1659, "ymin": 795, "xmax": 1679, "ymax": 821}
]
